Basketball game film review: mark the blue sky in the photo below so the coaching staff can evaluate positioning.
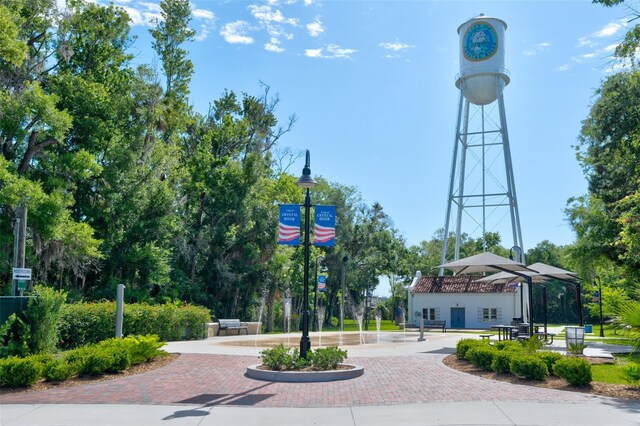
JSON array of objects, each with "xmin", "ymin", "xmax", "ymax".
[{"xmin": 106, "ymin": 0, "xmax": 627, "ymax": 262}]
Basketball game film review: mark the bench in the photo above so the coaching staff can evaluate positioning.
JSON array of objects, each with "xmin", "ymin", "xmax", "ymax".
[
  {"xmin": 516, "ymin": 332, "xmax": 556, "ymax": 345},
  {"xmin": 423, "ymin": 320, "xmax": 446, "ymax": 333},
  {"xmin": 535, "ymin": 332, "xmax": 556, "ymax": 345},
  {"xmin": 217, "ymin": 319, "xmax": 249, "ymax": 336},
  {"xmin": 479, "ymin": 334, "xmax": 494, "ymax": 341}
]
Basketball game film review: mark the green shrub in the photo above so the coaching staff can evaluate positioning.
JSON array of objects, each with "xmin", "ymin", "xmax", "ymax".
[
  {"xmin": 311, "ymin": 346, "xmax": 347, "ymax": 370},
  {"xmin": 78, "ymin": 348, "xmax": 114, "ymax": 376},
  {"xmin": 519, "ymin": 336, "xmax": 543, "ymax": 354},
  {"xmin": 456, "ymin": 338, "xmax": 482, "ymax": 359},
  {"xmin": 60, "ymin": 301, "xmax": 211, "ymax": 349},
  {"xmin": 23, "ymin": 286, "xmax": 67, "ymax": 354},
  {"xmin": 537, "ymin": 351, "xmax": 563, "ymax": 375},
  {"xmin": 124, "ymin": 335, "xmax": 167, "ymax": 365},
  {"xmin": 553, "ymin": 357, "xmax": 592, "ymax": 386},
  {"xmin": 623, "ymin": 364, "xmax": 640, "ymax": 386},
  {"xmin": 491, "ymin": 351, "xmax": 513, "ymax": 374},
  {"xmin": 494, "ymin": 340, "xmax": 523, "ymax": 352},
  {"xmin": 465, "ymin": 345, "xmax": 496, "ymax": 370},
  {"xmin": 567, "ymin": 343, "xmax": 587, "ymax": 355},
  {"xmin": 97, "ymin": 341, "xmax": 131, "ymax": 373},
  {"xmin": 59, "ymin": 302, "xmax": 116, "ymax": 349},
  {"xmin": 260, "ymin": 345, "xmax": 348, "ymax": 371},
  {"xmin": 43, "ymin": 358, "xmax": 77, "ymax": 382},
  {"xmin": 510, "ymin": 355, "xmax": 549, "ymax": 380},
  {"xmin": 0, "ymin": 356, "xmax": 43, "ymax": 388},
  {"xmin": 260, "ymin": 345, "xmax": 299, "ymax": 371},
  {"xmin": 0, "ymin": 314, "xmax": 31, "ymax": 358}
]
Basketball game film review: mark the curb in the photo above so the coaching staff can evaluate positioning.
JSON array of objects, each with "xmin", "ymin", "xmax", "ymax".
[{"xmin": 245, "ymin": 364, "xmax": 364, "ymax": 382}]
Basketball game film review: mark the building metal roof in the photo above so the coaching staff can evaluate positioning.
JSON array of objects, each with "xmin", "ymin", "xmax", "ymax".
[{"xmin": 411, "ymin": 275, "xmax": 517, "ymax": 294}]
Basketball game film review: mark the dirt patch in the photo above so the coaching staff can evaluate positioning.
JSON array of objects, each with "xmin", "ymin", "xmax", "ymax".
[
  {"xmin": 443, "ymin": 354, "xmax": 640, "ymax": 400},
  {"xmin": 2, "ymin": 353, "xmax": 179, "ymax": 395}
]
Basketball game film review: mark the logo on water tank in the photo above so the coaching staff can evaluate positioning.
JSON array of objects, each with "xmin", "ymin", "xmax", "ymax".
[{"xmin": 463, "ymin": 21, "xmax": 498, "ymax": 62}]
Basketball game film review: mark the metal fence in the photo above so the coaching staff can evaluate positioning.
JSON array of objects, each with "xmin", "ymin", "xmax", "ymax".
[{"xmin": 0, "ymin": 296, "xmax": 34, "ymax": 325}]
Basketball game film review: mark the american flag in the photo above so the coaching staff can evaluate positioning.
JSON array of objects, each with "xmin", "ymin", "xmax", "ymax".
[
  {"xmin": 313, "ymin": 223, "xmax": 335, "ymax": 244},
  {"xmin": 278, "ymin": 223, "xmax": 299, "ymax": 244}
]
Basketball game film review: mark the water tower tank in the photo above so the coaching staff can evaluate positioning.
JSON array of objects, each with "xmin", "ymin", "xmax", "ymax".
[{"xmin": 455, "ymin": 15, "xmax": 509, "ymax": 106}]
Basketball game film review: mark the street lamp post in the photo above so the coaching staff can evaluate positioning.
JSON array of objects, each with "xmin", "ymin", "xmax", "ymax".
[
  {"xmin": 594, "ymin": 274, "xmax": 604, "ymax": 338},
  {"xmin": 340, "ymin": 255, "xmax": 348, "ymax": 334},
  {"xmin": 313, "ymin": 256, "xmax": 326, "ymax": 332},
  {"xmin": 296, "ymin": 150, "xmax": 317, "ymax": 359}
]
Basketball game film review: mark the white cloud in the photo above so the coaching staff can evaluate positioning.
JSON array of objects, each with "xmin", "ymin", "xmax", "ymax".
[
  {"xmin": 555, "ymin": 64, "xmax": 570, "ymax": 72},
  {"xmin": 307, "ymin": 18, "xmax": 324, "ymax": 37},
  {"xmin": 305, "ymin": 44, "xmax": 356, "ymax": 59},
  {"xmin": 304, "ymin": 0, "xmax": 314, "ymax": 5},
  {"xmin": 265, "ymin": 41, "xmax": 284, "ymax": 53},
  {"xmin": 221, "ymin": 21, "xmax": 254, "ymax": 44},
  {"xmin": 305, "ymin": 48, "xmax": 323, "ymax": 58},
  {"xmin": 604, "ymin": 43, "xmax": 619, "ymax": 53},
  {"xmin": 119, "ymin": 2, "xmax": 163, "ymax": 27},
  {"xmin": 379, "ymin": 41, "xmax": 413, "ymax": 51},
  {"xmin": 247, "ymin": 4, "xmax": 299, "ymax": 53},
  {"xmin": 577, "ymin": 36, "xmax": 594, "ymax": 48},
  {"xmin": 249, "ymin": 5, "xmax": 298, "ymax": 26},
  {"xmin": 138, "ymin": 1, "xmax": 162, "ymax": 13},
  {"xmin": 122, "ymin": 6, "xmax": 144, "ymax": 26},
  {"xmin": 572, "ymin": 52, "xmax": 598, "ymax": 63},
  {"xmin": 191, "ymin": 8, "xmax": 216, "ymax": 42},
  {"xmin": 577, "ymin": 20, "xmax": 627, "ymax": 50},
  {"xmin": 522, "ymin": 42, "xmax": 549, "ymax": 56},
  {"xmin": 195, "ymin": 27, "xmax": 210, "ymax": 42},
  {"xmin": 193, "ymin": 8, "xmax": 215, "ymax": 21},
  {"xmin": 594, "ymin": 21, "xmax": 625, "ymax": 38}
]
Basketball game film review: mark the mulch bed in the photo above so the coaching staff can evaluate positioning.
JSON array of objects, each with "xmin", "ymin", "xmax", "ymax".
[{"xmin": 443, "ymin": 354, "xmax": 640, "ymax": 400}]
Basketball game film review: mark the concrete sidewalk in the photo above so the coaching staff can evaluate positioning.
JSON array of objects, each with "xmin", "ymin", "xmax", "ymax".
[
  {"xmin": 2, "ymin": 400, "xmax": 639, "ymax": 426},
  {"xmin": 0, "ymin": 331, "xmax": 638, "ymax": 426}
]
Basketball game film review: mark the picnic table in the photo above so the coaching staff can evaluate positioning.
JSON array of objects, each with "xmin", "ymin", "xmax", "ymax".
[{"xmin": 491, "ymin": 325, "xmax": 515, "ymax": 341}]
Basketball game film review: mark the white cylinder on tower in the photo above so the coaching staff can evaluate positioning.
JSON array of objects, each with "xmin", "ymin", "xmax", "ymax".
[{"xmin": 455, "ymin": 15, "xmax": 509, "ymax": 106}]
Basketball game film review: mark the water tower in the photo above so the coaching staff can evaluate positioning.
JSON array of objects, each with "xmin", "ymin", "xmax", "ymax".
[{"xmin": 439, "ymin": 15, "xmax": 524, "ymax": 272}]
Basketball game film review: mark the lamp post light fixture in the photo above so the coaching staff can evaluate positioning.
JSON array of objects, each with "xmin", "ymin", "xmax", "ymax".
[
  {"xmin": 594, "ymin": 274, "xmax": 604, "ymax": 338},
  {"xmin": 296, "ymin": 150, "xmax": 317, "ymax": 359},
  {"xmin": 313, "ymin": 255, "xmax": 327, "ymax": 332}
]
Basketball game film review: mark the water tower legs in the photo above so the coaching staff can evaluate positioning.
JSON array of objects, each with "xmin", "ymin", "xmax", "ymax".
[{"xmin": 439, "ymin": 82, "xmax": 524, "ymax": 275}]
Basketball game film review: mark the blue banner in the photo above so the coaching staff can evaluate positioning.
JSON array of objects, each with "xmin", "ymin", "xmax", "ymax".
[
  {"xmin": 278, "ymin": 204, "xmax": 300, "ymax": 245},
  {"xmin": 317, "ymin": 273, "xmax": 327, "ymax": 291},
  {"xmin": 314, "ymin": 205, "xmax": 336, "ymax": 247}
]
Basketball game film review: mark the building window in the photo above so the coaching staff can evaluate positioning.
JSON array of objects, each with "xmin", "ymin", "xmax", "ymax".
[
  {"xmin": 482, "ymin": 308, "xmax": 497, "ymax": 322},
  {"xmin": 423, "ymin": 308, "xmax": 436, "ymax": 320}
]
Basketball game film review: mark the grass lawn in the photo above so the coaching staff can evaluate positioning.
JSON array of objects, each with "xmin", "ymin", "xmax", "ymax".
[
  {"xmin": 320, "ymin": 319, "xmax": 403, "ymax": 332},
  {"xmin": 592, "ymin": 353, "xmax": 640, "ymax": 385}
]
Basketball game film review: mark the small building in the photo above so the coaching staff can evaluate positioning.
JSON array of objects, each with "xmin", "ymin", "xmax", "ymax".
[{"xmin": 408, "ymin": 272, "xmax": 523, "ymax": 329}]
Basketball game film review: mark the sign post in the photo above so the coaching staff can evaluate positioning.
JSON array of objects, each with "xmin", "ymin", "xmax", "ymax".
[{"xmin": 12, "ymin": 268, "xmax": 31, "ymax": 296}]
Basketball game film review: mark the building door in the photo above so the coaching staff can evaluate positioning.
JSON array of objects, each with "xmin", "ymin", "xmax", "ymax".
[{"xmin": 451, "ymin": 307, "xmax": 465, "ymax": 328}]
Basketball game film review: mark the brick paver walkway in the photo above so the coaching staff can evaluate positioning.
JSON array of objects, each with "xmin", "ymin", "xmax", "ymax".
[{"xmin": 0, "ymin": 353, "xmax": 602, "ymax": 407}]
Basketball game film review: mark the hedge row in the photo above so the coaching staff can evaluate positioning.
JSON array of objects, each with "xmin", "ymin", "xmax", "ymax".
[
  {"xmin": 59, "ymin": 301, "xmax": 211, "ymax": 349},
  {"xmin": 0, "ymin": 335, "xmax": 166, "ymax": 388},
  {"xmin": 456, "ymin": 338, "xmax": 592, "ymax": 386}
]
